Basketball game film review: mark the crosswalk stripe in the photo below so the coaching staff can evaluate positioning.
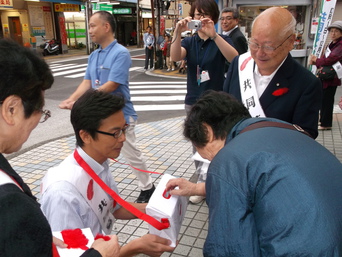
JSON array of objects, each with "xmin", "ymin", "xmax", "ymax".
[
  {"xmin": 130, "ymin": 85, "xmax": 186, "ymax": 89},
  {"xmin": 134, "ymin": 104, "xmax": 184, "ymax": 111},
  {"xmin": 130, "ymin": 81, "xmax": 186, "ymax": 85},
  {"xmin": 65, "ymin": 73, "xmax": 85, "ymax": 78},
  {"xmin": 53, "ymin": 67, "xmax": 87, "ymax": 76},
  {"xmin": 51, "ymin": 63, "xmax": 87, "ymax": 72},
  {"xmin": 132, "ymin": 95, "xmax": 184, "ymax": 101},
  {"xmin": 131, "ymin": 89, "xmax": 186, "ymax": 95}
]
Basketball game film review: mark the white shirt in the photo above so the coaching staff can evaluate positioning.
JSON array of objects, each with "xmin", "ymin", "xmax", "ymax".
[
  {"xmin": 254, "ymin": 57, "xmax": 287, "ymax": 97},
  {"xmin": 222, "ymin": 25, "xmax": 238, "ymax": 36},
  {"xmin": 40, "ymin": 147, "xmax": 121, "ymax": 235}
]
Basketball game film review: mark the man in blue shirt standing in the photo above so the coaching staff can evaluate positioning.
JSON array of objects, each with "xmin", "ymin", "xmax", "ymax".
[
  {"xmin": 59, "ymin": 11, "xmax": 155, "ymax": 203},
  {"xmin": 143, "ymin": 26, "xmax": 155, "ymax": 71}
]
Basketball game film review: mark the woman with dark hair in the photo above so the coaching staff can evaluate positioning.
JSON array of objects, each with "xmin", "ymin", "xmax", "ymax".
[
  {"xmin": 309, "ymin": 21, "xmax": 342, "ymax": 130},
  {"xmin": 171, "ymin": 0, "xmax": 238, "ymax": 203}
]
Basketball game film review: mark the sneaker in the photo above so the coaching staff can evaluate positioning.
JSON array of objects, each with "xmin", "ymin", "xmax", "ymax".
[
  {"xmin": 189, "ymin": 195, "xmax": 205, "ymax": 204},
  {"xmin": 318, "ymin": 126, "xmax": 332, "ymax": 130},
  {"xmin": 171, "ymin": 68, "xmax": 175, "ymax": 71},
  {"xmin": 136, "ymin": 184, "xmax": 155, "ymax": 203},
  {"xmin": 167, "ymin": 68, "xmax": 171, "ymax": 71}
]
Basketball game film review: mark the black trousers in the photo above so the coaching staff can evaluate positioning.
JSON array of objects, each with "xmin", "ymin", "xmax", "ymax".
[
  {"xmin": 144, "ymin": 47, "xmax": 154, "ymax": 69},
  {"xmin": 320, "ymin": 86, "xmax": 337, "ymax": 127},
  {"xmin": 156, "ymin": 50, "xmax": 163, "ymax": 69}
]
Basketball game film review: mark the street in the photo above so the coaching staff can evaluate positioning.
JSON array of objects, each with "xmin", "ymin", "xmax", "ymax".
[{"xmin": 9, "ymin": 48, "xmax": 187, "ymax": 158}]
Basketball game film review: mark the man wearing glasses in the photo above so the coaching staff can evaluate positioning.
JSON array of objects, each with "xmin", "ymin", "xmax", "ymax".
[
  {"xmin": 223, "ymin": 7, "xmax": 322, "ymax": 139},
  {"xmin": 41, "ymin": 89, "xmax": 175, "ymax": 256},
  {"xmin": 220, "ymin": 7, "xmax": 248, "ymax": 55}
]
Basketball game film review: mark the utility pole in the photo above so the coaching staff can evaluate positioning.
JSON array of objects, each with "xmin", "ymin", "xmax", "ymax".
[{"xmin": 85, "ymin": 0, "xmax": 93, "ymax": 54}]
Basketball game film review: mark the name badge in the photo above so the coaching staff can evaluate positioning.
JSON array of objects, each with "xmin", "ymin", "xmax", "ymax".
[{"xmin": 200, "ymin": 70, "xmax": 210, "ymax": 83}]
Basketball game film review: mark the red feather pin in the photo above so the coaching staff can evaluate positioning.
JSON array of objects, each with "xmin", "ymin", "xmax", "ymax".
[
  {"xmin": 61, "ymin": 228, "xmax": 89, "ymax": 250},
  {"xmin": 272, "ymin": 88, "xmax": 289, "ymax": 96}
]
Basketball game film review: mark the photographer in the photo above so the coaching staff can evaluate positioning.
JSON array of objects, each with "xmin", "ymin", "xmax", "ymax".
[{"xmin": 170, "ymin": 0, "xmax": 238, "ymax": 203}]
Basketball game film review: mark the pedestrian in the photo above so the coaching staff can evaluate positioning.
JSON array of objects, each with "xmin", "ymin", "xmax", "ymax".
[
  {"xmin": 156, "ymin": 30, "xmax": 165, "ymax": 69},
  {"xmin": 42, "ymin": 89, "xmax": 175, "ymax": 256},
  {"xmin": 164, "ymin": 34, "xmax": 175, "ymax": 71},
  {"xmin": 143, "ymin": 26, "xmax": 155, "ymax": 71},
  {"xmin": 220, "ymin": 7, "xmax": 248, "ymax": 72},
  {"xmin": 0, "ymin": 39, "xmax": 120, "ymax": 257},
  {"xmin": 220, "ymin": 7, "xmax": 248, "ymax": 55},
  {"xmin": 167, "ymin": 90, "xmax": 342, "ymax": 256},
  {"xmin": 223, "ymin": 7, "xmax": 322, "ymax": 139},
  {"xmin": 309, "ymin": 20, "xmax": 342, "ymax": 130},
  {"xmin": 59, "ymin": 11, "xmax": 155, "ymax": 203},
  {"xmin": 171, "ymin": 0, "xmax": 238, "ymax": 204}
]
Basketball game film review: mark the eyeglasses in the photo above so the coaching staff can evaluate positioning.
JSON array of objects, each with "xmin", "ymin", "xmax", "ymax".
[
  {"xmin": 248, "ymin": 34, "xmax": 293, "ymax": 54},
  {"xmin": 39, "ymin": 109, "xmax": 51, "ymax": 123},
  {"xmin": 96, "ymin": 124, "xmax": 130, "ymax": 139},
  {"xmin": 219, "ymin": 16, "xmax": 234, "ymax": 21},
  {"xmin": 0, "ymin": 100, "xmax": 50, "ymax": 123},
  {"xmin": 194, "ymin": 12, "xmax": 209, "ymax": 18}
]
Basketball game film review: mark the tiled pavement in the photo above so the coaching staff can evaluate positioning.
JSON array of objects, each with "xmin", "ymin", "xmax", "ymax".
[{"xmin": 9, "ymin": 48, "xmax": 342, "ymax": 256}]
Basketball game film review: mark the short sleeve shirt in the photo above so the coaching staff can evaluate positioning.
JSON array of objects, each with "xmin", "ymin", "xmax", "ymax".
[
  {"xmin": 85, "ymin": 40, "xmax": 137, "ymax": 122},
  {"xmin": 181, "ymin": 34, "xmax": 234, "ymax": 105}
]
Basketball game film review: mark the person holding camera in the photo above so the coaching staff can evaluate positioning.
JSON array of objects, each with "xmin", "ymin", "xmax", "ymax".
[{"xmin": 171, "ymin": 0, "xmax": 238, "ymax": 204}]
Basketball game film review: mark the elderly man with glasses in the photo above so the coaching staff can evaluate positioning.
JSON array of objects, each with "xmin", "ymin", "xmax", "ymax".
[{"xmin": 223, "ymin": 7, "xmax": 322, "ymax": 139}]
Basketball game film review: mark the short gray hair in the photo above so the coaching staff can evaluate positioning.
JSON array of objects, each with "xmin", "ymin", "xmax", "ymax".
[{"xmin": 221, "ymin": 7, "xmax": 239, "ymax": 19}]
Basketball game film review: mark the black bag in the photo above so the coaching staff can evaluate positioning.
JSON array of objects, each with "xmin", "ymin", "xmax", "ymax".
[{"xmin": 317, "ymin": 66, "xmax": 336, "ymax": 80}]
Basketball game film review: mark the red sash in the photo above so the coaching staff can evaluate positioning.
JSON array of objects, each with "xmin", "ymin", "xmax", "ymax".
[{"xmin": 74, "ymin": 149, "xmax": 170, "ymax": 231}]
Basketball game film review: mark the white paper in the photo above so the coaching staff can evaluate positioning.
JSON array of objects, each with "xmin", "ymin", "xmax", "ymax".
[
  {"xmin": 52, "ymin": 228, "xmax": 94, "ymax": 257},
  {"xmin": 332, "ymin": 62, "xmax": 342, "ymax": 79}
]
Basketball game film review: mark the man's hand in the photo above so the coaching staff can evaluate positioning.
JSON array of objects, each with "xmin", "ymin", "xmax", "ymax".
[
  {"xmin": 53, "ymin": 236, "xmax": 68, "ymax": 248},
  {"xmin": 91, "ymin": 235, "xmax": 120, "ymax": 257},
  {"xmin": 59, "ymin": 99, "xmax": 75, "ymax": 110},
  {"xmin": 121, "ymin": 234, "xmax": 174, "ymax": 257},
  {"xmin": 165, "ymin": 178, "xmax": 205, "ymax": 197}
]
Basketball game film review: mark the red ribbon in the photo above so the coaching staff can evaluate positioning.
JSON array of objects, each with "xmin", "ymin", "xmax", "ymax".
[
  {"xmin": 110, "ymin": 159, "xmax": 163, "ymax": 175},
  {"xmin": 74, "ymin": 150, "xmax": 170, "ymax": 231}
]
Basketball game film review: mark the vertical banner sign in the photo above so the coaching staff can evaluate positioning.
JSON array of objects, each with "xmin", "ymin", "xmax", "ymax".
[{"xmin": 310, "ymin": 0, "xmax": 337, "ymax": 74}]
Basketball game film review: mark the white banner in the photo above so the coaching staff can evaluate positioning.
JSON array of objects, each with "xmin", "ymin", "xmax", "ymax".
[{"xmin": 310, "ymin": 0, "xmax": 337, "ymax": 74}]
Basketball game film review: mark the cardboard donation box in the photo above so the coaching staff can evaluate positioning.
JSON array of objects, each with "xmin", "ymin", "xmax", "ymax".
[{"xmin": 146, "ymin": 174, "xmax": 188, "ymax": 247}]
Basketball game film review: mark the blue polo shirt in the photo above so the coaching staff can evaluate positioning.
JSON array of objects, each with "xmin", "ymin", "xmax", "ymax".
[
  {"xmin": 181, "ymin": 34, "xmax": 234, "ymax": 105},
  {"xmin": 85, "ymin": 40, "xmax": 137, "ymax": 122}
]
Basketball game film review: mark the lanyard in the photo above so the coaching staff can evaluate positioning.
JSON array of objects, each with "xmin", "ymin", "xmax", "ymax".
[
  {"xmin": 73, "ymin": 149, "xmax": 170, "ymax": 231},
  {"xmin": 95, "ymin": 41, "xmax": 116, "ymax": 84}
]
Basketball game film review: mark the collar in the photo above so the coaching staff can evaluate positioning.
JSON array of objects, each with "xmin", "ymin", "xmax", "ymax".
[
  {"xmin": 0, "ymin": 153, "xmax": 36, "ymax": 199},
  {"xmin": 254, "ymin": 55, "xmax": 288, "ymax": 77},
  {"xmin": 76, "ymin": 147, "xmax": 108, "ymax": 176},
  {"xmin": 222, "ymin": 25, "xmax": 238, "ymax": 36},
  {"xmin": 99, "ymin": 39, "xmax": 117, "ymax": 51}
]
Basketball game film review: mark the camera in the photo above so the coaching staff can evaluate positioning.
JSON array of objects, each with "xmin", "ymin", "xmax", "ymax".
[{"xmin": 188, "ymin": 20, "xmax": 202, "ymax": 31}]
